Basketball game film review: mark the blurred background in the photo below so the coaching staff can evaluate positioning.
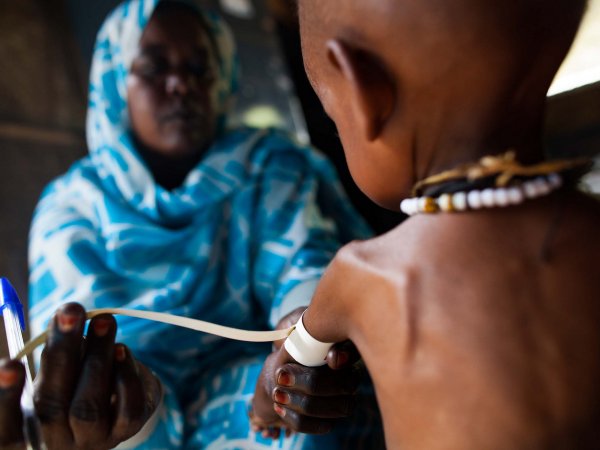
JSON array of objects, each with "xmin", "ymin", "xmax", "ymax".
[{"xmin": 0, "ymin": 0, "xmax": 599, "ymax": 358}]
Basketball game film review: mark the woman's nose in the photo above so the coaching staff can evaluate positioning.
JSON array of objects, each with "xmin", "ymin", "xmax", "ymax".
[{"xmin": 165, "ymin": 71, "xmax": 193, "ymax": 96}]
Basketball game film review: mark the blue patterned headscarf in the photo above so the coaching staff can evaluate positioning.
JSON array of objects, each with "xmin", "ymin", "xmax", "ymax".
[
  {"xmin": 87, "ymin": 0, "xmax": 239, "ymax": 222},
  {"xmin": 28, "ymin": 1, "xmax": 373, "ymax": 446}
]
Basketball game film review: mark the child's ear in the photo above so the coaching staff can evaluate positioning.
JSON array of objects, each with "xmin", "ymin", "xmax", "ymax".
[{"xmin": 326, "ymin": 39, "xmax": 395, "ymax": 141}]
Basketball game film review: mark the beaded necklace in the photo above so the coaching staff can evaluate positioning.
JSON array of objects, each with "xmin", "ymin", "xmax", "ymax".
[{"xmin": 400, "ymin": 151, "xmax": 591, "ymax": 216}]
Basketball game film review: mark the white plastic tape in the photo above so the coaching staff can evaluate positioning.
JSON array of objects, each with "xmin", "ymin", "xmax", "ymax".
[{"xmin": 284, "ymin": 312, "xmax": 334, "ymax": 367}]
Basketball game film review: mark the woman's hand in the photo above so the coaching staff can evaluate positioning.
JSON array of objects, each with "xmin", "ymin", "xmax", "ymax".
[
  {"xmin": 0, "ymin": 359, "xmax": 26, "ymax": 449},
  {"xmin": 33, "ymin": 302, "xmax": 161, "ymax": 450},
  {"xmin": 251, "ymin": 307, "xmax": 361, "ymax": 439}
]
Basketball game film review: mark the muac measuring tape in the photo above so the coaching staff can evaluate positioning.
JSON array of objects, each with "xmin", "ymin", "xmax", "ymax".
[{"xmin": 17, "ymin": 308, "xmax": 335, "ymax": 367}]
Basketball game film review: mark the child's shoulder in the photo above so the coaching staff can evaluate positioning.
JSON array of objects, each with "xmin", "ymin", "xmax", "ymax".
[
  {"xmin": 345, "ymin": 190, "xmax": 599, "ymax": 290},
  {"xmin": 330, "ymin": 232, "xmax": 420, "ymax": 307}
]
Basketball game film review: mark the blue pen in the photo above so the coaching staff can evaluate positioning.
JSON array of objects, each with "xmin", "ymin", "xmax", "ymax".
[{"xmin": 1, "ymin": 278, "xmax": 45, "ymax": 450}]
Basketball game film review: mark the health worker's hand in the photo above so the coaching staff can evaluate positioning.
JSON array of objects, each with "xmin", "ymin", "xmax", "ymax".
[
  {"xmin": 32, "ymin": 303, "xmax": 160, "ymax": 450},
  {"xmin": 0, "ymin": 359, "xmax": 26, "ymax": 449},
  {"xmin": 250, "ymin": 307, "xmax": 360, "ymax": 439}
]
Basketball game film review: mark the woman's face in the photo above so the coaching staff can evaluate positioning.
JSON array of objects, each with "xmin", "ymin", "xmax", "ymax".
[{"xmin": 127, "ymin": 6, "xmax": 219, "ymax": 160}]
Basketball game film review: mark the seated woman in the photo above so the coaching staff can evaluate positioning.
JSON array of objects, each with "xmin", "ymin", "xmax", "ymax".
[
  {"xmin": 252, "ymin": 0, "xmax": 600, "ymax": 448},
  {"xmin": 0, "ymin": 0, "xmax": 383, "ymax": 448}
]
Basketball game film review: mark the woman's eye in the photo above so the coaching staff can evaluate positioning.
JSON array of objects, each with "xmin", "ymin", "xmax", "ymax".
[
  {"xmin": 133, "ymin": 58, "xmax": 167, "ymax": 78},
  {"xmin": 189, "ymin": 61, "xmax": 214, "ymax": 80}
]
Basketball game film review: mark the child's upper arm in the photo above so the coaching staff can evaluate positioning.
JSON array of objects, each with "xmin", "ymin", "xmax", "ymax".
[{"xmin": 302, "ymin": 234, "xmax": 417, "ymax": 354}]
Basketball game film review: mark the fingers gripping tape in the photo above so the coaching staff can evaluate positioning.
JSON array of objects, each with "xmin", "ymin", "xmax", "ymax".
[{"xmin": 284, "ymin": 312, "xmax": 334, "ymax": 367}]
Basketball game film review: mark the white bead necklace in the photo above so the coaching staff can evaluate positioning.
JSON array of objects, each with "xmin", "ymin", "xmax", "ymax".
[{"xmin": 400, "ymin": 173, "xmax": 563, "ymax": 216}]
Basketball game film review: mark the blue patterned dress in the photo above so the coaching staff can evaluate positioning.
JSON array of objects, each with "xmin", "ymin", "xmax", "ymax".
[{"xmin": 28, "ymin": 1, "xmax": 382, "ymax": 449}]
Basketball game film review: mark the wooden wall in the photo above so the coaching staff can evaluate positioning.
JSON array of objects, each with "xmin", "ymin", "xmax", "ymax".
[{"xmin": 0, "ymin": 0, "xmax": 86, "ymax": 357}]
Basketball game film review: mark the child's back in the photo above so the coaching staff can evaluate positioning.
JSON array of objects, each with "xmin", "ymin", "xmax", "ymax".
[{"xmin": 339, "ymin": 190, "xmax": 600, "ymax": 448}]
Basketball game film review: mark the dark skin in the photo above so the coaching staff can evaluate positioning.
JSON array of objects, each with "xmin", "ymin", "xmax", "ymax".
[
  {"xmin": 0, "ymin": 3, "xmax": 362, "ymax": 447},
  {"xmin": 127, "ymin": 2, "xmax": 219, "ymax": 190},
  {"xmin": 251, "ymin": 307, "xmax": 362, "ymax": 438},
  {"xmin": 0, "ymin": 360, "xmax": 25, "ymax": 450},
  {"xmin": 253, "ymin": 0, "xmax": 600, "ymax": 448},
  {"xmin": 0, "ymin": 303, "xmax": 161, "ymax": 450}
]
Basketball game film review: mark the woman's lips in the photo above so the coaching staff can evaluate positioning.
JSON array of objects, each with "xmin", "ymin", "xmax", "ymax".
[
  {"xmin": 161, "ymin": 109, "xmax": 201, "ymax": 124},
  {"xmin": 160, "ymin": 101, "xmax": 207, "ymax": 124}
]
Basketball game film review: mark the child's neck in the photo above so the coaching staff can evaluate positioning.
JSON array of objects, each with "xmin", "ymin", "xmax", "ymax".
[{"xmin": 416, "ymin": 104, "xmax": 546, "ymax": 180}]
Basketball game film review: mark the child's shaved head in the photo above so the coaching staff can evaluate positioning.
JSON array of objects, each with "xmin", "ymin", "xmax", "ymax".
[
  {"xmin": 300, "ymin": 0, "xmax": 587, "ymax": 107},
  {"xmin": 300, "ymin": 0, "xmax": 586, "ymax": 61},
  {"xmin": 297, "ymin": 0, "xmax": 587, "ymax": 208}
]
